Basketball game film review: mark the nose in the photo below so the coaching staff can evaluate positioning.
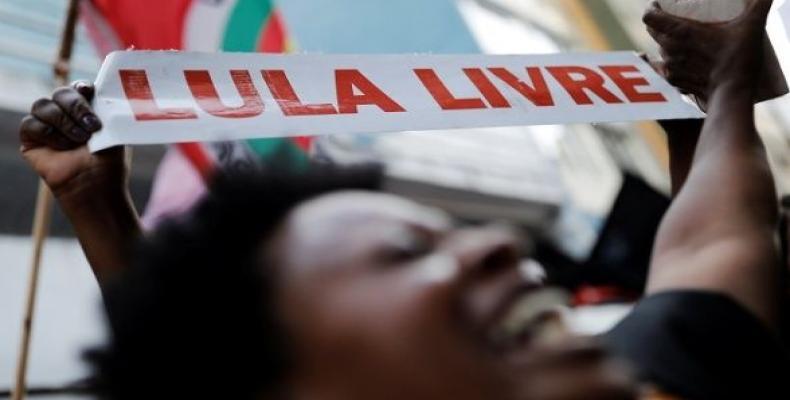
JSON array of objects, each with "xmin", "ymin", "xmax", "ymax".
[{"xmin": 444, "ymin": 225, "xmax": 524, "ymax": 282}]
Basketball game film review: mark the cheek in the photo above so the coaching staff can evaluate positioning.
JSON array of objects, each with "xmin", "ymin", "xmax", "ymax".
[
  {"xmin": 333, "ymin": 274, "xmax": 454, "ymax": 337},
  {"xmin": 411, "ymin": 254, "xmax": 460, "ymax": 285},
  {"xmin": 282, "ymin": 268, "xmax": 510, "ymax": 398},
  {"xmin": 294, "ymin": 267, "xmax": 462, "ymax": 357},
  {"xmin": 369, "ymin": 256, "xmax": 467, "ymax": 340}
]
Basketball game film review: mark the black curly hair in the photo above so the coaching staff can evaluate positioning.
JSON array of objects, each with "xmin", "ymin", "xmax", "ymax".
[{"xmin": 86, "ymin": 163, "xmax": 383, "ymax": 400}]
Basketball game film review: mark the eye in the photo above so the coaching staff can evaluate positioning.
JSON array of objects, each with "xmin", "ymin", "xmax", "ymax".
[{"xmin": 377, "ymin": 231, "xmax": 434, "ymax": 264}]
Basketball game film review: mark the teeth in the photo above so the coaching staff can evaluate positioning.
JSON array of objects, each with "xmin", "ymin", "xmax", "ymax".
[{"xmin": 490, "ymin": 288, "xmax": 571, "ymax": 348}]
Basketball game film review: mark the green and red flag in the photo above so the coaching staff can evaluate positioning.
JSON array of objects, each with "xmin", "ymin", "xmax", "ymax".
[
  {"xmin": 84, "ymin": 0, "xmax": 293, "ymax": 56},
  {"xmin": 81, "ymin": 0, "xmax": 309, "ymax": 227}
]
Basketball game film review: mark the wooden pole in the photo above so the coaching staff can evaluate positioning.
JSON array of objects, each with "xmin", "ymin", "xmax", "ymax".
[{"xmin": 12, "ymin": 0, "xmax": 82, "ymax": 399}]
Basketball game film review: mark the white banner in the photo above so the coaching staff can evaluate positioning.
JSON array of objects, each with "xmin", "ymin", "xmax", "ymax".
[
  {"xmin": 89, "ymin": 51, "xmax": 703, "ymax": 151},
  {"xmin": 783, "ymin": 0, "xmax": 790, "ymax": 41}
]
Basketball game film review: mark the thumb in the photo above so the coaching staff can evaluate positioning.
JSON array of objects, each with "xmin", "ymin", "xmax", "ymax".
[
  {"xmin": 643, "ymin": 1, "xmax": 691, "ymax": 35},
  {"xmin": 742, "ymin": 0, "xmax": 774, "ymax": 25},
  {"xmin": 638, "ymin": 53, "xmax": 667, "ymax": 77},
  {"xmin": 71, "ymin": 80, "xmax": 96, "ymax": 102}
]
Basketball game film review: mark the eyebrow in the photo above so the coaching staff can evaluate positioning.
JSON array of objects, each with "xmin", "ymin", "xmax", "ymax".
[{"xmin": 451, "ymin": 220, "xmax": 535, "ymax": 255}]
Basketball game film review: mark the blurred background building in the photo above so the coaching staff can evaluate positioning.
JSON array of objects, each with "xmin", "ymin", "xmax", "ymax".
[{"xmin": 1, "ymin": 0, "xmax": 789, "ymax": 397}]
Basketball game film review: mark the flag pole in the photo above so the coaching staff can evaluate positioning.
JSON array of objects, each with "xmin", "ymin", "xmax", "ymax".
[{"xmin": 12, "ymin": 0, "xmax": 82, "ymax": 399}]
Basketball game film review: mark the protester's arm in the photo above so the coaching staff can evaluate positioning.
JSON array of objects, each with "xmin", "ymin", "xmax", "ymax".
[
  {"xmin": 56, "ymin": 157, "xmax": 141, "ymax": 287},
  {"xmin": 643, "ymin": 0, "xmax": 781, "ymax": 327},
  {"xmin": 637, "ymin": 54, "xmax": 705, "ymax": 196},
  {"xmin": 643, "ymin": 1, "xmax": 726, "ymax": 197},
  {"xmin": 641, "ymin": 35, "xmax": 708, "ymax": 197},
  {"xmin": 19, "ymin": 82, "xmax": 141, "ymax": 286},
  {"xmin": 658, "ymin": 119, "xmax": 703, "ymax": 196}
]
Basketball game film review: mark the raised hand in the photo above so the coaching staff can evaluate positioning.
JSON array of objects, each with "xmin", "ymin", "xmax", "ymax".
[
  {"xmin": 643, "ymin": 0, "xmax": 773, "ymax": 101},
  {"xmin": 20, "ymin": 81, "xmax": 127, "ymax": 201}
]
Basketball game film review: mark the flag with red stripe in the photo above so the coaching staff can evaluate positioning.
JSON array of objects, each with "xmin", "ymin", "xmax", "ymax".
[{"xmin": 82, "ymin": 0, "xmax": 309, "ymax": 227}]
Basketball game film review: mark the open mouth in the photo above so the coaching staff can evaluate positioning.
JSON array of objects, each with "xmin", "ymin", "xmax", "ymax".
[{"xmin": 486, "ymin": 287, "xmax": 571, "ymax": 355}]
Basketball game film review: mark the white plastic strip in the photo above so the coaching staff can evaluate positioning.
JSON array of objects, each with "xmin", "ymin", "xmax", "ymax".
[{"xmin": 89, "ymin": 51, "xmax": 704, "ymax": 151}]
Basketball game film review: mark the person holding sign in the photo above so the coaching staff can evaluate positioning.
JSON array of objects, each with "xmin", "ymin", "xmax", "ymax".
[{"xmin": 16, "ymin": 0, "xmax": 789, "ymax": 399}]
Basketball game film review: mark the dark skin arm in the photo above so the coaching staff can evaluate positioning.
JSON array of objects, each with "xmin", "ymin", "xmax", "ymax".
[
  {"xmin": 19, "ymin": 82, "xmax": 141, "ymax": 287},
  {"xmin": 644, "ymin": 0, "xmax": 730, "ymax": 197},
  {"xmin": 659, "ymin": 118, "xmax": 703, "ymax": 196},
  {"xmin": 643, "ymin": 0, "xmax": 781, "ymax": 327},
  {"xmin": 647, "ymin": 2, "xmax": 790, "ymax": 331},
  {"xmin": 639, "ymin": 62, "xmax": 702, "ymax": 196}
]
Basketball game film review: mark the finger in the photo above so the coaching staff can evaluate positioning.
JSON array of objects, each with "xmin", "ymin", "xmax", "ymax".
[
  {"xmin": 643, "ymin": 1, "xmax": 693, "ymax": 37},
  {"xmin": 52, "ymin": 86, "xmax": 102, "ymax": 133},
  {"xmin": 665, "ymin": 73, "xmax": 709, "ymax": 96},
  {"xmin": 636, "ymin": 53, "xmax": 666, "ymax": 76},
  {"xmin": 673, "ymin": 82, "xmax": 708, "ymax": 97},
  {"xmin": 72, "ymin": 80, "xmax": 96, "ymax": 101},
  {"xmin": 743, "ymin": 0, "xmax": 774, "ymax": 24},
  {"xmin": 659, "ymin": 48, "xmax": 715, "ymax": 70},
  {"xmin": 646, "ymin": 26, "xmax": 670, "ymax": 46},
  {"xmin": 672, "ymin": 78, "xmax": 708, "ymax": 95},
  {"xmin": 31, "ymin": 98, "xmax": 90, "ymax": 143},
  {"xmin": 650, "ymin": 59, "xmax": 668, "ymax": 78},
  {"xmin": 662, "ymin": 52, "xmax": 713, "ymax": 77},
  {"xmin": 664, "ymin": 64, "xmax": 709, "ymax": 85},
  {"xmin": 19, "ymin": 116, "xmax": 79, "ymax": 151},
  {"xmin": 646, "ymin": 26, "xmax": 692, "ymax": 53},
  {"xmin": 653, "ymin": 54, "xmax": 706, "ymax": 85},
  {"xmin": 662, "ymin": 53, "xmax": 691, "ymax": 71}
]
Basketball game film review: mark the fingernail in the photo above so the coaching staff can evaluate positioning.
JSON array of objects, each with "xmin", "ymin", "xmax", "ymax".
[
  {"xmin": 74, "ymin": 81, "xmax": 91, "ymax": 91},
  {"xmin": 81, "ymin": 114, "xmax": 102, "ymax": 131},
  {"xmin": 72, "ymin": 126, "xmax": 90, "ymax": 141}
]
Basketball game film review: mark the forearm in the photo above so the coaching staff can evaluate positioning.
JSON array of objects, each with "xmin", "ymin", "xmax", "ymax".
[
  {"xmin": 696, "ymin": 80, "xmax": 776, "ymax": 222},
  {"xmin": 651, "ymin": 79, "xmax": 780, "ymax": 324},
  {"xmin": 659, "ymin": 119, "xmax": 703, "ymax": 197},
  {"xmin": 58, "ymin": 187, "xmax": 142, "ymax": 287},
  {"xmin": 679, "ymin": 79, "xmax": 776, "ymax": 232}
]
